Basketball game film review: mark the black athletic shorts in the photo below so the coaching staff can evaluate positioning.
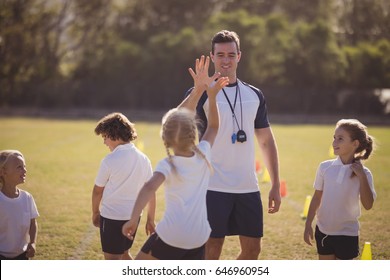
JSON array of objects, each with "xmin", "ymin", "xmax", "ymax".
[
  {"xmin": 0, "ymin": 251, "xmax": 28, "ymax": 260},
  {"xmin": 206, "ymin": 190, "xmax": 263, "ymax": 238},
  {"xmin": 315, "ymin": 225, "xmax": 359, "ymax": 260},
  {"xmin": 141, "ymin": 232, "xmax": 205, "ymax": 260},
  {"xmin": 100, "ymin": 215, "xmax": 140, "ymax": 255}
]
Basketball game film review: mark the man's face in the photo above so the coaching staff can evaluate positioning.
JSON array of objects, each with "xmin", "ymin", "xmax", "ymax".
[{"xmin": 210, "ymin": 42, "xmax": 241, "ymax": 81}]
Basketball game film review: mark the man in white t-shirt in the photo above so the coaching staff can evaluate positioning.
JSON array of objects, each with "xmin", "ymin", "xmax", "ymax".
[{"xmin": 186, "ymin": 30, "xmax": 281, "ymax": 260}]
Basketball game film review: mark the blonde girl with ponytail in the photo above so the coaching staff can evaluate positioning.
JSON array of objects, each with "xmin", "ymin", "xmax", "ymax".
[{"xmin": 122, "ymin": 56, "xmax": 229, "ymax": 260}]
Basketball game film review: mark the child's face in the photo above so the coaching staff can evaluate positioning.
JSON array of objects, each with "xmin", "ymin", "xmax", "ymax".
[
  {"xmin": 3, "ymin": 155, "xmax": 26, "ymax": 186},
  {"xmin": 332, "ymin": 127, "xmax": 359, "ymax": 158},
  {"xmin": 102, "ymin": 135, "xmax": 120, "ymax": 152}
]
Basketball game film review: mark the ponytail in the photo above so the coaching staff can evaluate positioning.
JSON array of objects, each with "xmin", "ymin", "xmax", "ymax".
[
  {"xmin": 193, "ymin": 145, "xmax": 213, "ymax": 174},
  {"xmin": 164, "ymin": 143, "xmax": 179, "ymax": 178},
  {"xmin": 354, "ymin": 135, "xmax": 374, "ymax": 161}
]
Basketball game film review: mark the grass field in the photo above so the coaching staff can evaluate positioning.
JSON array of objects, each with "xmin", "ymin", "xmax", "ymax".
[{"xmin": 0, "ymin": 117, "xmax": 389, "ymax": 260}]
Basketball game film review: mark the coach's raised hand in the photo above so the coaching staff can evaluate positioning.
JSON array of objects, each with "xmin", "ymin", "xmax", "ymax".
[{"xmin": 188, "ymin": 55, "xmax": 221, "ymax": 92}]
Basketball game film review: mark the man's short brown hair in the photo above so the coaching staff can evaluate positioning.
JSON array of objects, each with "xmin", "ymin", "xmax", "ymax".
[{"xmin": 211, "ymin": 30, "xmax": 240, "ymax": 54}]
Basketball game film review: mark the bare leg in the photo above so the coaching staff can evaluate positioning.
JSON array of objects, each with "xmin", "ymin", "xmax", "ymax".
[
  {"xmin": 237, "ymin": 236, "xmax": 261, "ymax": 260},
  {"xmin": 206, "ymin": 237, "xmax": 225, "ymax": 260},
  {"xmin": 121, "ymin": 249, "xmax": 133, "ymax": 260},
  {"xmin": 319, "ymin": 254, "xmax": 336, "ymax": 260},
  {"xmin": 136, "ymin": 251, "xmax": 158, "ymax": 260},
  {"xmin": 104, "ymin": 252, "xmax": 123, "ymax": 260}
]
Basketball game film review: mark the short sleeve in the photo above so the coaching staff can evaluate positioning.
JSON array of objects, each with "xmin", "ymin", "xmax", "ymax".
[
  {"xmin": 29, "ymin": 195, "xmax": 39, "ymax": 219},
  {"xmin": 365, "ymin": 168, "xmax": 377, "ymax": 200},
  {"xmin": 253, "ymin": 88, "xmax": 270, "ymax": 129},
  {"xmin": 25, "ymin": 191, "xmax": 39, "ymax": 219},
  {"xmin": 313, "ymin": 164, "xmax": 324, "ymax": 191},
  {"xmin": 95, "ymin": 159, "xmax": 110, "ymax": 187},
  {"xmin": 154, "ymin": 158, "xmax": 172, "ymax": 179}
]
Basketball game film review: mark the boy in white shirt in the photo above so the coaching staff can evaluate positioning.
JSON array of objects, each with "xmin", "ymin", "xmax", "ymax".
[{"xmin": 92, "ymin": 112, "xmax": 155, "ymax": 260}]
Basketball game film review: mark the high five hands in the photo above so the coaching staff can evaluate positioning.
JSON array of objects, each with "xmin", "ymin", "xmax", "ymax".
[{"xmin": 188, "ymin": 55, "xmax": 229, "ymax": 93}]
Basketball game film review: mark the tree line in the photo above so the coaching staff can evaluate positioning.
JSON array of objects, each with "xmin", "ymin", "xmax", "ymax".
[{"xmin": 1, "ymin": 0, "xmax": 390, "ymax": 115}]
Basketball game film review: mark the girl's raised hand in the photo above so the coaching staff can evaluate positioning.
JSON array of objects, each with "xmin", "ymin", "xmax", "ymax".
[
  {"xmin": 351, "ymin": 160, "xmax": 364, "ymax": 177},
  {"xmin": 207, "ymin": 77, "xmax": 229, "ymax": 98}
]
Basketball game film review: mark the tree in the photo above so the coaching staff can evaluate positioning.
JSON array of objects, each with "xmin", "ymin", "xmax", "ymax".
[
  {"xmin": 337, "ymin": 0, "xmax": 390, "ymax": 44},
  {"xmin": 284, "ymin": 20, "xmax": 347, "ymax": 89},
  {"xmin": 0, "ymin": 0, "xmax": 113, "ymax": 106},
  {"xmin": 344, "ymin": 40, "xmax": 390, "ymax": 88}
]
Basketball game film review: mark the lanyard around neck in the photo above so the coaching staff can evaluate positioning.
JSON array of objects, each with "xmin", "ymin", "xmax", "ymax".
[{"xmin": 221, "ymin": 81, "xmax": 243, "ymax": 131}]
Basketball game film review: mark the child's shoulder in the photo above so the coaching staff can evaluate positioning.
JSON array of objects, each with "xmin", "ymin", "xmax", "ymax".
[
  {"xmin": 133, "ymin": 146, "xmax": 151, "ymax": 161},
  {"xmin": 318, "ymin": 159, "xmax": 336, "ymax": 167},
  {"xmin": 18, "ymin": 189, "xmax": 35, "ymax": 199},
  {"xmin": 316, "ymin": 159, "xmax": 337, "ymax": 173},
  {"xmin": 362, "ymin": 164, "xmax": 372, "ymax": 174}
]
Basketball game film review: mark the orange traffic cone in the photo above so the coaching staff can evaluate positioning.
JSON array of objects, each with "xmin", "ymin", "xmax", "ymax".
[
  {"xmin": 255, "ymin": 160, "xmax": 261, "ymax": 173},
  {"xmin": 280, "ymin": 180, "xmax": 287, "ymax": 197}
]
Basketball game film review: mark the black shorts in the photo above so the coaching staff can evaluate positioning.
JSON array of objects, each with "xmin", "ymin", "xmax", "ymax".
[
  {"xmin": 100, "ymin": 215, "xmax": 140, "ymax": 255},
  {"xmin": 141, "ymin": 232, "xmax": 205, "ymax": 260},
  {"xmin": 315, "ymin": 226, "xmax": 359, "ymax": 259},
  {"xmin": 0, "ymin": 251, "xmax": 28, "ymax": 260},
  {"xmin": 206, "ymin": 190, "xmax": 263, "ymax": 238}
]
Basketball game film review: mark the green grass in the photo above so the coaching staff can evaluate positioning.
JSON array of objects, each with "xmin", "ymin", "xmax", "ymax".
[{"xmin": 1, "ymin": 117, "xmax": 389, "ymax": 260}]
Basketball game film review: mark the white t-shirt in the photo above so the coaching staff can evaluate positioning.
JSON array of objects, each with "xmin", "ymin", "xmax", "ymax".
[
  {"xmin": 0, "ymin": 190, "xmax": 39, "ymax": 258},
  {"xmin": 95, "ymin": 143, "xmax": 152, "ymax": 220},
  {"xmin": 154, "ymin": 140, "xmax": 212, "ymax": 249},
  {"xmin": 201, "ymin": 80, "xmax": 269, "ymax": 193},
  {"xmin": 314, "ymin": 157, "xmax": 376, "ymax": 236}
]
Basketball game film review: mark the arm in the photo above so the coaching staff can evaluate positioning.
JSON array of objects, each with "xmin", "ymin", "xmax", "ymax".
[
  {"xmin": 178, "ymin": 55, "xmax": 220, "ymax": 112},
  {"xmin": 122, "ymin": 172, "xmax": 165, "ymax": 240},
  {"xmin": 304, "ymin": 190, "xmax": 323, "ymax": 246},
  {"xmin": 26, "ymin": 218, "xmax": 37, "ymax": 258},
  {"xmin": 255, "ymin": 127, "xmax": 281, "ymax": 213},
  {"xmin": 92, "ymin": 185, "xmax": 104, "ymax": 227},
  {"xmin": 202, "ymin": 77, "xmax": 229, "ymax": 146},
  {"xmin": 145, "ymin": 191, "xmax": 156, "ymax": 236},
  {"xmin": 351, "ymin": 161, "xmax": 374, "ymax": 210},
  {"xmin": 178, "ymin": 87, "xmax": 205, "ymax": 113}
]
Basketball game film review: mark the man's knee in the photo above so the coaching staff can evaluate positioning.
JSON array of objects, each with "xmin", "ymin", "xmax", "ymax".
[
  {"xmin": 238, "ymin": 246, "xmax": 261, "ymax": 260},
  {"xmin": 238, "ymin": 236, "xmax": 261, "ymax": 259}
]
